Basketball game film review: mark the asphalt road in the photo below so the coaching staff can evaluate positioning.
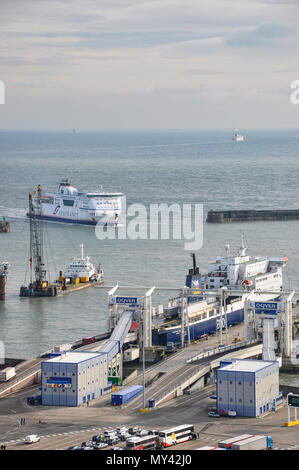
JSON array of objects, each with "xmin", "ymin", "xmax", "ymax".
[{"xmin": 1, "ymin": 383, "xmax": 299, "ymax": 451}]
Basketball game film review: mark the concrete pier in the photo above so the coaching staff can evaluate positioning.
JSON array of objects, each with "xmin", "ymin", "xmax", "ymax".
[{"xmin": 207, "ymin": 209, "xmax": 299, "ymax": 223}]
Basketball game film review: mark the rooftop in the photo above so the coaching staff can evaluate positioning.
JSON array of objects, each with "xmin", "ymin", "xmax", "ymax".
[
  {"xmin": 219, "ymin": 358, "xmax": 277, "ymax": 373},
  {"xmin": 44, "ymin": 350, "xmax": 103, "ymax": 364}
]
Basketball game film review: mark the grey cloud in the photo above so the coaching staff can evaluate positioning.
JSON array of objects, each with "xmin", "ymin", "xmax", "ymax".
[{"xmin": 226, "ymin": 23, "xmax": 296, "ymax": 47}]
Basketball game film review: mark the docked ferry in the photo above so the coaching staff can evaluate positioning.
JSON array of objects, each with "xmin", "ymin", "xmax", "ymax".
[
  {"xmin": 27, "ymin": 180, "xmax": 123, "ymax": 226},
  {"xmin": 152, "ymin": 239, "xmax": 287, "ymax": 346}
]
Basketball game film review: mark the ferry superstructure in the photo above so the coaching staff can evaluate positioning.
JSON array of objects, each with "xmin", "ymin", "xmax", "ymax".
[
  {"xmin": 152, "ymin": 239, "xmax": 287, "ymax": 346},
  {"xmin": 63, "ymin": 244, "xmax": 103, "ymax": 282},
  {"xmin": 27, "ymin": 180, "xmax": 123, "ymax": 226}
]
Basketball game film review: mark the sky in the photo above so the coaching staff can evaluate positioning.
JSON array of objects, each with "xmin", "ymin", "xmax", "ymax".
[{"xmin": 0, "ymin": 0, "xmax": 298, "ymax": 130}]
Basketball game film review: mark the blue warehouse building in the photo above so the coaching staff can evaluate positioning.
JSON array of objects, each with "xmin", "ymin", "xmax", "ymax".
[
  {"xmin": 216, "ymin": 358, "xmax": 280, "ymax": 417},
  {"xmin": 41, "ymin": 351, "xmax": 109, "ymax": 406}
]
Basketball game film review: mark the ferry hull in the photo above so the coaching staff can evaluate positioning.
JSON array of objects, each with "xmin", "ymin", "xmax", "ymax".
[
  {"xmin": 26, "ymin": 213, "xmax": 117, "ymax": 227},
  {"xmin": 152, "ymin": 308, "xmax": 244, "ymax": 346}
]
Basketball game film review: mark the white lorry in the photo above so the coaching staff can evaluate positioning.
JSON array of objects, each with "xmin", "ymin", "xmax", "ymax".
[
  {"xmin": 231, "ymin": 435, "xmax": 273, "ymax": 450},
  {"xmin": 25, "ymin": 435, "xmax": 40, "ymax": 444},
  {"xmin": 0, "ymin": 367, "xmax": 16, "ymax": 382}
]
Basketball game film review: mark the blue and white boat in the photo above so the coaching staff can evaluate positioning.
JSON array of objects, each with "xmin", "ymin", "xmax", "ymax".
[
  {"xmin": 152, "ymin": 239, "xmax": 287, "ymax": 346},
  {"xmin": 27, "ymin": 180, "xmax": 123, "ymax": 226}
]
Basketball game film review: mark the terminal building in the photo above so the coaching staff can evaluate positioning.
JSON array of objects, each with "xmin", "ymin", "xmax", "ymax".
[
  {"xmin": 216, "ymin": 358, "xmax": 280, "ymax": 417},
  {"xmin": 41, "ymin": 351, "xmax": 110, "ymax": 406}
]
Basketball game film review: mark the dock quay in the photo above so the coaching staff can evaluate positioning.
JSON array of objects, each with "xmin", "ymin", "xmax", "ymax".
[
  {"xmin": 206, "ymin": 209, "xmax": 299, "ymax": 223},
  {"xmin": 56, "ymin": 278, "xmax": 104, "ymax": 296}
]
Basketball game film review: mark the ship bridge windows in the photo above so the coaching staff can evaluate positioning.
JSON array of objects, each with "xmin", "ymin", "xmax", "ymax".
[
  {"xmin": 41, "ymin": 197, "xmax": 54, "ymax": 204},
  {"xmin": 63, "ymin": 199, "xmax": 74, "ymax": 207}
]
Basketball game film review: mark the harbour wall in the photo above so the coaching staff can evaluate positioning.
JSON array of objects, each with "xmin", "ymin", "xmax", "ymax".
[{"xmin": 207, "ymin": 209, "xmax": 299, "ymax": 223}]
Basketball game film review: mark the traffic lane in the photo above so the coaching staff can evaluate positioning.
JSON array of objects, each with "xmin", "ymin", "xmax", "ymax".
[
  {"xmin": 126, "ymin": 363, "xmax": 201, "ymax": 410},
  {"xmin": 5, "ymin": 429, "xmax": 126, "ymax": 451}
]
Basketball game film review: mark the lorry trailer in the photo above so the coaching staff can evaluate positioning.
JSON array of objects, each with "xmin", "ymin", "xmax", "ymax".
[
  {"xmin": 231, "ymin": 435, "xmax": 273, "ymax": 450},
  {"xmin": 218, "ymin": 434, "xmax": 255, "ymax": 449},
  {"xmin": 0, "ymin": 367, "xmax": 16, "ymax": 382},
  {"xmin": 111, "ymin": 385, "xmax": 143, "ymax": 406}
]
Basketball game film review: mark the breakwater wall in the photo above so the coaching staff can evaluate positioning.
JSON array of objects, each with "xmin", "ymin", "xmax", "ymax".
[{"xmin": 207, "ymin": 209, "xmax": 299, "ymax": 223}]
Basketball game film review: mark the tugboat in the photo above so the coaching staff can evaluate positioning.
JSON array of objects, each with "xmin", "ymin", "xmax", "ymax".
[
  {"xmin": 0, "ymin": 262, "xmax": 9, "ymax": 300},
  {"xmin": 58, "ymin": 244, "xmax": 104, "ymax": 288}
]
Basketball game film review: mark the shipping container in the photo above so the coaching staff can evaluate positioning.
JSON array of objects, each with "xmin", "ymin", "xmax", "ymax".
[
  {"xmin": 111, "ymin": 385, "xmax": 143, "ymax": 406},
  {"xmin": 231, "ymin": 435, "xmax": 272, "ymax": 450},
  {"xmin": 124, "ymin": 347, "xmax": 139, "ymax": 362},
  {"xmin": 54, "ymin": 343, "xmax": 72, "ymax": 353},
  {"xmin": 0, "ymin": 367, "xmax": 16, "ymax": 382}
]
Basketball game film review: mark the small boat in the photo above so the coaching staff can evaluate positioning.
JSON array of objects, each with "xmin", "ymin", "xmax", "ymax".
[
  {"xmin": 0, "ymin": 262, "xmax": 9, "ymax": 300},
  {"xmin": 232, "ymin": 128, "xmax": 245, "ymax": 142}
]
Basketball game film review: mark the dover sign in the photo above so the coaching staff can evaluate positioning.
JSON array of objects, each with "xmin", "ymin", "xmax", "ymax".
[{"xmin": 254, "ymin": 301, "xmax": 279, "ymax": 316}]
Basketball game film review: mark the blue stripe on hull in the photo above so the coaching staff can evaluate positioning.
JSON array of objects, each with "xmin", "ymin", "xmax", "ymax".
[
  {"xmin": 26, "ymin": 214, "xmax": 115, "ymax": 227},
  {"xmin": 152, "ymin": 308, "xmax": 244, "ymax": 346}
]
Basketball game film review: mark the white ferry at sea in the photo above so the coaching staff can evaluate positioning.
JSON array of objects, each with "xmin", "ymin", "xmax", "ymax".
[
  {"xmin": 63, "ymin": 244, "xmax": 103, "ymax": 282},
  {"xmin": 152, "ymin": 238, "xmax": 287, "ymax": 346},
  {"xmin": 27, "ymin": 180, "xmax": 123, "ymax": 226},
  {"xmin": 232, "ymin": 128, "xmax": 245, "ymax": 142}
]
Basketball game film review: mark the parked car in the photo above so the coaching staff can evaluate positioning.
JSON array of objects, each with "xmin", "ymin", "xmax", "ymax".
[
  {"xmin": 111, "ymin": 446, "xmax": 123, "ymax": 450},
  {"xmin": 93, "ymin": 442, "xmax": 108, "ymax": 450},
  {"xmin": 136, "ymin": 429, "xmax": 149, "ymax": 436},
  {"xmin": 128, "ymin": 427, "xmax": 138, "ymax": 435},
  {"xmin": 108, "ymin": 436, "xmax": 119, "ymax": 445},
  {"xmin": 208, "ymin": 411, "xmax": 220, "ymax": 418},
  {"xmin": 104, "ymin": 430, "xmax": 117, "ymax": 437},
  {"xmin": 68, "ymin": 446, "xmax": 84, "ymax": 450},
  {"xmin": 119, "ymin": 433, "xmax": 131, "ymax": 441},
  {"xmin": 81, "ymin": 440, "xmax": 94, "ymax": 447},
  {"xmin": 92, "ymin": 434, "xmax": 102, "ymax": 442},
  {"xmin": 116, "ymin": 426, "xmax": 128, "ymax": 434},
  {"xmin": 25, "ymin": 435, "xmax": 40, "ymax": 444}
]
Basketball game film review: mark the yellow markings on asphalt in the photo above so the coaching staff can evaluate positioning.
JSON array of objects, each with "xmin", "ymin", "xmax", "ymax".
[{"xmin": 285, "ymin": 420, "xmax": 299, "ymax": 427}]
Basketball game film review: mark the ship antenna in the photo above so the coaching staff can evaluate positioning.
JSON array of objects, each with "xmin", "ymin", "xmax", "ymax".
[
  {"xmin": 190, "ymin": 253, "xmax": 197, "ymax": 274},
  {"xmin": 239, "ymin": 232, "xmax": 247, "ymax": 256},
  {"xmin": 80, "ymin": 243, "xmax": 84, "ymax": 259}
]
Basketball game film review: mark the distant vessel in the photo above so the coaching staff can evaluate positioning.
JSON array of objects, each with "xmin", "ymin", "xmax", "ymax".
[
  {"xmin": 62, "ymin": 244, "xmax": 104, "ymax": 282},
  {"xmin": 0, "ymin": 262, "xmax": 9, "ymax": 300},
  {"xmin": 26, "ymin": 180, "xmax": 123, "ymax": 226},
  {"xmin": 0, "ymin": 217, "xmax": 10, "ymax": 232},
  {"xmin": 232, "ymin": 128, "xmax": 245, "ymax": 142},
  {"xmin": 152, "ymin": 238, "xmax": 287, "ymax": 346}
]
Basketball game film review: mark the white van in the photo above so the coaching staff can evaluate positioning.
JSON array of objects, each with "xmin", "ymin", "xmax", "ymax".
[
  {"xmin": 104, "ymin": 430, "xmax": 117, "ymax": 437},
  {"xmin": 25, "ymin": 434, "xmax": 40, "ymax": 444}
]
